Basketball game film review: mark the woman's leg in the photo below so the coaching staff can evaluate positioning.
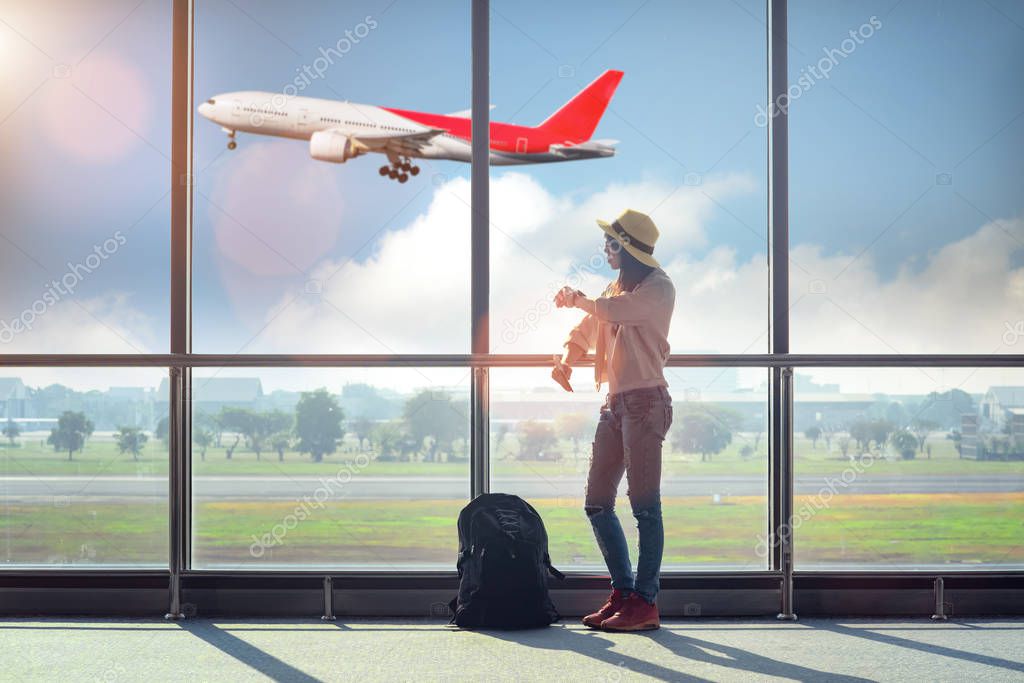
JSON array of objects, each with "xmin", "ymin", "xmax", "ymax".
[
  {"xmin": 584, "ymin": 398, "xmax": 634, "ymax": 593},
  {"xmin": 620, "ymin": 387, "xmax": 673, "ymax": 604}
]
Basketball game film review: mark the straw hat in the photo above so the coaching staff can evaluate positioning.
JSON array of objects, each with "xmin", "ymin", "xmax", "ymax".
[{"xmin": 597, "ymin": 209, "xmax": 661, "ymax": 268}]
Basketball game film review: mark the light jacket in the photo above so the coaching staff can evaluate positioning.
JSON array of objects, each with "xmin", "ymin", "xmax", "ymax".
[{"xmin": 562, "ymin": 267, "xmax": 675, "ymax": 395}]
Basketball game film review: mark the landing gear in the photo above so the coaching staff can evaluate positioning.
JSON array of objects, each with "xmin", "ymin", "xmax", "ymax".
[
  {"xmin": 225, "ymin": 129, "xmax": 237, "ymax": 150},
  {"xmin": 227, "ymin": 140, "xmax": 237, "ymax": 150},
  {"xmin": 381, "ymin": 156, "xmax": 420, "ymax": 183}
]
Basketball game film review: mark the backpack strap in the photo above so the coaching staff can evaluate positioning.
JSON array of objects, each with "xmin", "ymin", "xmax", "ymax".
[
  {"xmin": 544, "ymin": 553, "xmax": 566, "ymax": 580},
  {"xmin": 447, "ymin": 595, "xmax": 458, "ymax": 623}
]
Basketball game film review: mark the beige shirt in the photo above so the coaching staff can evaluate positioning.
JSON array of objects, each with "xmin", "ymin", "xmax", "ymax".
[{"xmin": 563, "ymin": 267, "xmax": 675, "ymax": 395}]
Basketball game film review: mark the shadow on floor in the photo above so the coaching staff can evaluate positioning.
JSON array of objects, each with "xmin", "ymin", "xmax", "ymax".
[
  {"xmin": 478, "ymin": 622, "xmax": 874, "ymax": 683},
  {"xmin": 176, "ymin": 621, "xmax": 322, "ymax": 683},
  {"xmin": 815, "ymin": 621, "xmax": 1024, "ymax": 674}
]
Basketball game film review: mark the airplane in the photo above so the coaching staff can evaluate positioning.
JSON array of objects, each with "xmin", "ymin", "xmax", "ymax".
[{"xmin": 197, "ymin": 69, "xmax": 623, "ymax": 183}]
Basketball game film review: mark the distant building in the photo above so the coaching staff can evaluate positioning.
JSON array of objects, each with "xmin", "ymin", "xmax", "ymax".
[
  {"xmin": 979, "ymin": 386, "xmax": 1024, "ymax": 431},
  {"xmin": 0, "ymin": 378, "xmax": 27, "ymax": 419},
  {"xmin": 157, "ymin": 377, "xmax": 264, "ymax": 417},
  {"xmin": 1009, "ymin": 409, "xmax": 1024, "ymax": 441}
]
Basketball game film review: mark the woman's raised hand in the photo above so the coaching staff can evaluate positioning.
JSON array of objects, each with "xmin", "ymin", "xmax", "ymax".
[{"xmin": 554, "ymin": 285, "xmax": 582, "ymax": 308}]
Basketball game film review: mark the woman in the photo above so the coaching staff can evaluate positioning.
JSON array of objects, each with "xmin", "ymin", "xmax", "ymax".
[{"xmin": 552, "ymin": 208, "xmax": 675, "ymax": 632}]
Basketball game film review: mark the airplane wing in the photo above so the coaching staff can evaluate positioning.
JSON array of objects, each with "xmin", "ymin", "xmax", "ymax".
[
  {"xmin": 549, "ymin": 139, "xmax": 618, "ymax": 159},
  {"xmin": 345, "ymin": 127, "xmax": 446, "ymax": 154},
  {"xmin": 445, "ymin": 104, "xmax": 496, "ymax": 118}
]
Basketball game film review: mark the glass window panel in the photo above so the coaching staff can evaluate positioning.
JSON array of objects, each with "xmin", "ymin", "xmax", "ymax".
[
  {"xmin": 490, "ymin": 367, "xmax": 769, "ymax": 571},
  {"xmin": 0, "ymin": 0, "xmax": 171, "ymax": 353},
  {"xmin": 0, "ymin": 368, "xmax": 168, "ymax": 567},
  {"xmin": 794, "ymin": 367, "xmax": 1024, "ymax": 569},
  {"xmin": 489, "ymin": 0, "xmax": 769, "ymax": 355},
  {"xmin": 190, "ymin": 367, "xmax": 469, "ymax": 569},
  {"xmin": 192, "ymin": 1, "xmax": 470, "ymax": 353},
  {"xmin": 789, "ymin": 0, "xmax": 1024, "ymax": 353}
]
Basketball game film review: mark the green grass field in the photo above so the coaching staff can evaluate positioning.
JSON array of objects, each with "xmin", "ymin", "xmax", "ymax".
[
  {"xmin": 3, "ymin": 432, "xmax": 1021, "ymax": 568},
  {"xmin": 3, "ymin": 493, "xmax": 1021, "ymax": 569}
]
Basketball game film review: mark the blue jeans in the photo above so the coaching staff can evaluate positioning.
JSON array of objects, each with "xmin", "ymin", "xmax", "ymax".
[{"xmin": 584, "ymin": 385, "xmax": 673, "ymax": 604}]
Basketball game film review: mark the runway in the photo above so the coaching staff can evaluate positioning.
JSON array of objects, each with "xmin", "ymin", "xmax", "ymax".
[{"xmin": 1, "ymin": 474, "xmax": 1021, "ymax": 502}]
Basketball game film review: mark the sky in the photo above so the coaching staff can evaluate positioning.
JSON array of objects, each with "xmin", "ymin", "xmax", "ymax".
[{"xmin": 0, "ymin": 0, "xmax": 1022, "ymax": 395}]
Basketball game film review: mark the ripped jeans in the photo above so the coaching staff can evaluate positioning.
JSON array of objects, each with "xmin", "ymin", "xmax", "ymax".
[{"xmin": 584, "ymin": 384, "xmax": 673, "ymax": 605}]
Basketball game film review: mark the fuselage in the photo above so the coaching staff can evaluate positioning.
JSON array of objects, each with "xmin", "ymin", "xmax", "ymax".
[{"xmin": 197, "ymin": 90, "xmax": 615, "ymax": 165}]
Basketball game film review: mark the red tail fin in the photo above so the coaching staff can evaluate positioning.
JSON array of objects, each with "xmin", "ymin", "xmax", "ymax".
[{"xmin": 537, "ymin": 69, "xmax": 624, "ymax": 141}]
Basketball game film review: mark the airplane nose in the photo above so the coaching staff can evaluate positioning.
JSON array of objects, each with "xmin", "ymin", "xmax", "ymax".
[{"xmin": 198, "ymin": 102, "xmax": 214, "ymax": 119}]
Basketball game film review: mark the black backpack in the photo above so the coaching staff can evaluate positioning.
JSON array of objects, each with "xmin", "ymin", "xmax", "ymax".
[{"xmin": 447, "ymin": 493, "xmax": 565, "ymax": 629}]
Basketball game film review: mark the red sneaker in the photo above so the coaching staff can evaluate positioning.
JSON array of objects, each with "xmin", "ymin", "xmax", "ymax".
[
  {"xmin": 582, "ymin": 588, "xmax": 627, "ymax": 629},
  {"xmin": 600, "ymin": 592, "xmax": 660, "ymax": 631}
]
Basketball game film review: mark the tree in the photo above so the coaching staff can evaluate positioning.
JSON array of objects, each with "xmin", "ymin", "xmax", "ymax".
[
  {"xmin": 371, "ymin": 421, "xmax": 404, "ymax": 461},
  {"xmin": 673, "ymin": 412, "xmax": 732, "ymax": 462},
  {"xmin": 47, "ymin": 411, "xmax": 94, "ymax": 461},
  {"xmin": 193, "ymin": 426, "xmax": 214, "ymax": 461},
  {"xmin": 804, "ymin": 425, "xmax": 822, "ymax": 448},
  {"xmin": 217, "ymin": 407, "xmax": 289, "ymax": 460},
  {"xmin": 269, "ymin": 431, "xmax": 292, "ymax": 462},
  {"xmin": 917, "ymin": 389, "xmax": 974, "ymax": 429},
  {"xmin": 884, "ymin": 401, "xmax": 908, "ymax": 428},
  {"xmin": 869, "ymin": 419, "xmax": 895, "ymax": 451},
  {"xmin": 837, "ymin": 435, "xmax": 852, "ymax": 460},
  {"xmin": 403, "ymin": 390, "xmax": 464, "ymax": 462},
  {"xmin": 850, "ymin": 418, "xmax": 894, "ymax": 452},
  {"xmin": 909, "ymin": 418, "xmax": 938, "ymax": 456},
  {"xmin": 821, "ymin": 424, "xmax": 834, "ymax": 452},
  {"xmin": 492, "ymin": 423, "xmax": 511, "ymax": 460},
  {"xmin": 195, "ymin": 411, "xmax": 222, "ymax": 448},
  {"xmin": 555, "ymin": 412, "xmax": 593, "ymax": 460},
  {"xmin": 295, "ymin": 388, "xmax": 344, "ymax": 462},
  {"xmin": 248, "ymin": 410, "xmax": 291, "ymax": 460},
  {"xmin": 351, "ymin": 416, "xmax": 374, "ymax": 452},
  {"xmin": 890, "ymin": 429, "xmax": 918, "ymax": 460},
  {"xmin": 517, "ymin": 420, "xmax": 559, "ymax": 461},
  {"xmin": 752, "ymin": 427, "xmax": 765, "ymax": 459},
  {"xmin": 155, "ymin": 415, "xmax": 169, "ymax": 445},
  {"xmin": 217, "ymin": 407, "xmax": 250, "ymax": 460},
  {"xmin": 114, "ymin": 426, "xmax": 148, "ymax": 461},
  {"xmin": 3, "ymin": 419, "xmax": 20, "ymax": 446}
]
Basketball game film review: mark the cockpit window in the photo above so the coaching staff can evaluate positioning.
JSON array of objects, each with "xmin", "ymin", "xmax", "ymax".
[{"xmin": 206, "ymin": 99, "xmax": 216, "ymax": 105}]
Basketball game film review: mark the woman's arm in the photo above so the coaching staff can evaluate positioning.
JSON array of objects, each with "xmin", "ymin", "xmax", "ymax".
[{"xmin": 570, "ymin": 280, "xmax": 673, "ymax": 323}]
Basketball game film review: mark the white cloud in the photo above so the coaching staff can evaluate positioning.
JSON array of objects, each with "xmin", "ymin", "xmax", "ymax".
[
  {"xmin": 251, "ymin": 171, "xmax": 1023, "ymax": 395},
  {"xmin": 789, "ymin": 218, "xmax": 1024, "ymax": 357},
  {"xmin": 252, "ymin": 171, "xmax": 763, "ymax": 359},
  {"xmin": 0, "ymin": 294, "xmax": 163, "ymax": 390},
  {"xmin": 10, "ymin": 172, "xmax": 1017, "ymax": 397}
]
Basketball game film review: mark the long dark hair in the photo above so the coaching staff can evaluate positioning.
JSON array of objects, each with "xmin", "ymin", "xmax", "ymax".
[{"xmin": 607, "ymin": 235, "xmax": 655, "ymax": 292}]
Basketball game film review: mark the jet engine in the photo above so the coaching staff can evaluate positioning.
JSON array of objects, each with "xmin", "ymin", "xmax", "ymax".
[{"xmin": 309, "ymin": 130, "xmax": 365, "ymax": 163}]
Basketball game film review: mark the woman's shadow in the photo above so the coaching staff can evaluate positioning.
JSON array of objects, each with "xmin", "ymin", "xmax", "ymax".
[{"xmin": 476, "ymin": 622, "xmax": 874, "ymax": 683}]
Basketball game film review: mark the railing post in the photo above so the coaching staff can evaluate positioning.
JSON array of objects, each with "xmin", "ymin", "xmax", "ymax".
[
  {"xmin": 322, "ymin": 576, "xmax": 337, "ymax": 621},
  {"xmin": 165, "ymin": 366, "xmax": 185, "ymax": 620},
  {"xmin": 777, "ymin": 366, "xmax": 797, "ymax": 621},
  {"xmin": 931, "ymin": 577, "xmax": 948, "ymax": 621}
]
